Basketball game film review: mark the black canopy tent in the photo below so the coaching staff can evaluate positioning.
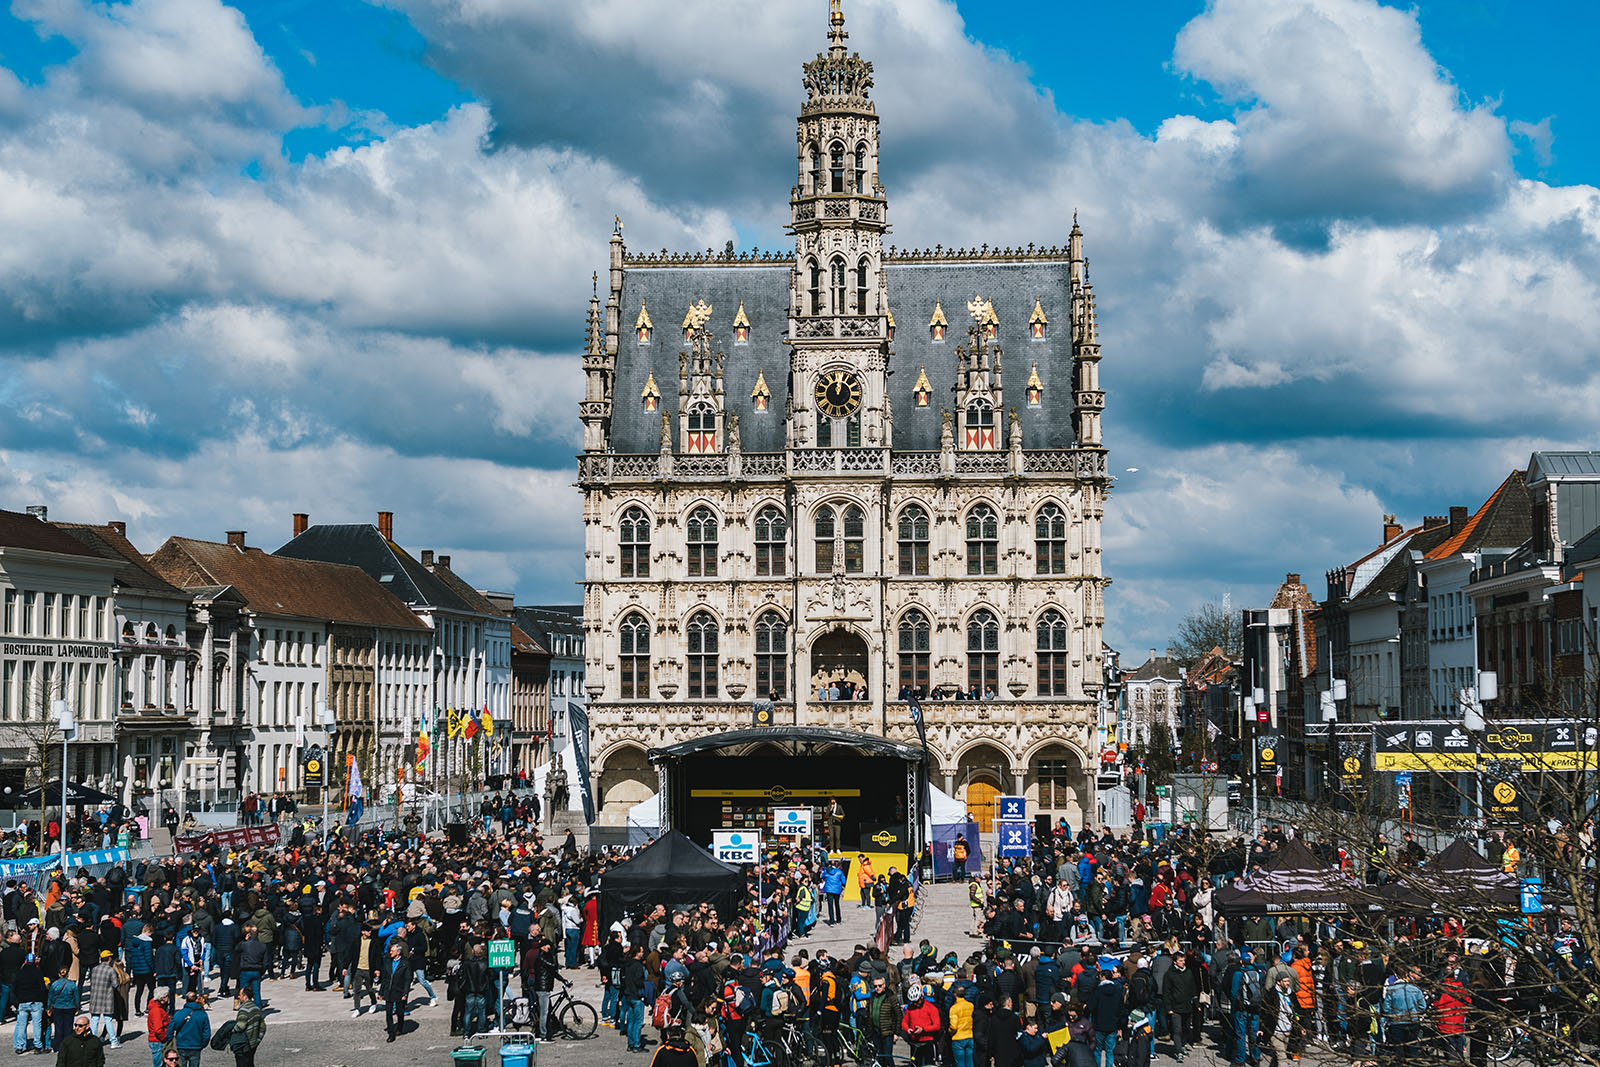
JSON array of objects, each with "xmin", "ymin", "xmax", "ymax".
[
  {"xmin": 599, "ymin": 829, "xmax": 744, "ymax": 929},
  {"xmin": 14, "ymin": 780, "xmax": 118, "ymax": 807},
  {"xmin": 1214, "ymin": 839, "xmax": 1371, "ymax": 916},
  {"xmin": 1381, "ymin": 838, "xmax": 1521, "ymax": 911}
]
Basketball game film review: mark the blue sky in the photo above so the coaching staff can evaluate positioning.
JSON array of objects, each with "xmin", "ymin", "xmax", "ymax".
[{"xmin": 1, "ymin": 0, "xmax": 1597, "ymax": 661}]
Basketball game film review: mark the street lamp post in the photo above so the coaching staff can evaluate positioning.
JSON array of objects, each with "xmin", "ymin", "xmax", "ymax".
[
  {"xmin": 50, "ymin": 699, "xmax": 74, "ymax": 871},
  {"xmin": 316, "ymin": 699, "xmax": 335, "ymax": 849}
]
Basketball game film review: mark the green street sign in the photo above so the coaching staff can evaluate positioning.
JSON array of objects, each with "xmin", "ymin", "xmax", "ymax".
[
  {"xmin": 488, "ymin": 938, "xmax": 516, "ymax": 969},
  {"xmin": 1154, "ymin": 786, "xmax": 1169, "ymax": 798}
]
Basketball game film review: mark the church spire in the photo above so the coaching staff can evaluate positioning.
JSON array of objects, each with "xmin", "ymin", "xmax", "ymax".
[{"xmin": 828, "ymin": 0, "xmax": 848, "ymax": 57}]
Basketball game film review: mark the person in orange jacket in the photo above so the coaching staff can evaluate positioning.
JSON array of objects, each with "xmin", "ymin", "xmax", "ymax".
[
  {"xmin": 1291, "ymin": 946, "xmax": 1317, "ymax": 1050},
  {"xmin": 855, "ymin": 855, "xmax": 875, "ymax": 908}
]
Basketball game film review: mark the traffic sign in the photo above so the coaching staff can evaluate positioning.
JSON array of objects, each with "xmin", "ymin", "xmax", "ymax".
[
  {"xmin": 997, "ymin": 795, "xmax": 1026, "ymax": 821},
  {"xmin": 996, "ymin": 821, "xmax": 1031, "ymax": 858},
  {"xmin": 773, "ymin": 807, "xmax": 812, "ymax": 836},
  {"xmin": 1520, "ymin": 878, "xmax": 1542, "ymax": 915},
  {"xmin": 488, "ymin": 938, "xmax": 516, "ymax": 969},
  {"xmin": 712, "ymin": 831, "xmax": 761, "ymax": 865}
]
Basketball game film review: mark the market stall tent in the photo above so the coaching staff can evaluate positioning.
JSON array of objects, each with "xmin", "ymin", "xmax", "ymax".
[
  {"xmin": 1213, "ymin": 838, "xmax": 1370, "ymax": 916},
  {"xmin": 599, "ymin": 829, "xmax": 744, "ymax": 928},
  {"xmin": 1381, "ymin": 838, "xmax": 1520, "ymax": 911}
]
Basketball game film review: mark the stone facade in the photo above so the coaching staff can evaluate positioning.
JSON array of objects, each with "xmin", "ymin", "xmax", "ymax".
[{"xmin": 577, "ymin": 6, "xmax": 1110, "ymax": 827}]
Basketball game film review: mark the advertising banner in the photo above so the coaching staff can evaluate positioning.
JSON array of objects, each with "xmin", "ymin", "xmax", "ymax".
[
  {"xmin": 711, "ymin": 830, "xmax": 761, "ymax": 864},
  {"xmin": 174, "ymin": 823, "xmax": 282, "ymax": 853},
  {"xmin": 996, "ymin": 821, "xmax": 1032, "ymax": 858},
  {"xmin": 997, "ymin": 795, "xmax": 1026, "ymax": 821},
  {"xmin": 773, "ymin": 807, "xmax": 812, "ymax": 836},
  {"xmin": 1336, "ymin": 738, "xmax": 1367, "ymax": 793},
  {"xmin": 1375, "ymin": 720, "xmax": 1599, "ymax": 772},
  {"xmin": 1484, "ymin": 766, "xmax": 1524, "ymax": 827},
  {"xmin": 1257, "ymin": 736, "xmax": 1279, "ymax": 773}
]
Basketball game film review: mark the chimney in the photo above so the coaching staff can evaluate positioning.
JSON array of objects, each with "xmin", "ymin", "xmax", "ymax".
[
  {"xmin": 292, "ymin": 512, "xmax": 309, "ymax": 538},
  {"xmin": 25, "ymin": 505, "xmax": 47, "ymax": 521},
  {"xmin": 438, "ymin": 554, "xmax": 451, "ymax": 569},
  {"xmin": 1449, "ymin": 505, "xmax": 1468, "ymax": 534},
  {"xmin": 1285, "ymin": 573, "xmax": 1300, "ymax": 586},
  {"xmin": 377, "ymin": 511, "xmax": 393, "ymax": 540},
  {"xmin": 226, "ymin": 531, "xmax": 247, "ymax": 548},
  {"xmin": 421, "ymin": 550, "xmax": 434, "ymax": 567},
  {"xmin": 107, "ymin": 521, "xmax": 126, "ymax": 537},
  {"xmin": 1382, "ymin": 514, "xmax": 1401, "ymax": 543},
  {"xmin": 1423, "ymin": 515, "xmax": 1446, "ymax": 529}
]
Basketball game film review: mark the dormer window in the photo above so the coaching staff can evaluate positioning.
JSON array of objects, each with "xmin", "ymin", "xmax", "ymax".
[
  {"xmin": 635, "ymin": 301, "xmax": 653, "ymax": 344},
  {"xmin": 981, "ymin": 299, "xmax": 999, "ymax": 340},
  {"xmin": 913, "ymin": 365, "xmax": 931, "ymax": 407},
  {"xmin": 929, "ymin": 300, "xmax": 947, "ymax": 342},
  {"xmin": 1029, "ymin": 297, "xmax": 1048, "ymax": 340},
  {"xmin": 964, "ymin": 399, "xmax": 996, "ymax": 449},
  {"xmin": 641, "ymin": 370, "xmax": 661, "ymax": 413},
  {"xmin": 752, "ymin": 371, "xmax": 771, "ymax": 412},
  {"xmin": 1026, "ymin": 362, "xmax": 1043, "ymax": 407},
  {"xmin": 733, "ymin": 300, "xmax": 750, "ymax": 345},
  {"xmin": 686, "ymin": 403, "xmax": 717, "ymax": 453}
]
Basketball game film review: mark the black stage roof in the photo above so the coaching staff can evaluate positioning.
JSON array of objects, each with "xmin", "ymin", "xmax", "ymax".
[{"xmin": 649, "ymin": 726, "xmax": 925, "ymax": 763}]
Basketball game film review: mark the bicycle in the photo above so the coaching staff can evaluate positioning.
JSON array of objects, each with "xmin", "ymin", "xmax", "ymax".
[{"xmin": 544, "ymin": 979, "xmax": 598, "ymax": 1039}]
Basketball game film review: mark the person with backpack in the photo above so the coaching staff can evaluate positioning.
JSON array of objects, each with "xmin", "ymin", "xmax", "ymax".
[
  {"xmin": 721, "ymin": 970, "xmax": 756, "ymax": 1063},
  {"xmin": 1228, "ymin": 948, "xmax": 1264, "ymax": 1067},
  {"xmin": 757, "ymin": 969, "xmax": 791, "ymax": 1067}
]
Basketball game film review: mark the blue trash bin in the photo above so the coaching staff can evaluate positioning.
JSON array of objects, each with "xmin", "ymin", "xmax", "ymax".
[{"xmin": 500, "ymin": 1044, "xmax": 536, "ymax": 1067}]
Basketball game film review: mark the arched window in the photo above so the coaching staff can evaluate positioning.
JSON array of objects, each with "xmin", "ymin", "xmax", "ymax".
[
  {"xmin": 966, "ymin": 504, "xmax": 999, "ymax": 576},
  {"xmin": 967, "ymin": 609, "xmax": 999, "ymax": 696},
  {"xmin": 755, "ymin": 505, "xmax": 788, "ymax": 577},
  {"xmin": 854, "ymin": 141, "xmax": 868, "ymax": 194},
  {"xmin": 808, "ymin": 259, "xmax": 822, "ymax": 316},
  {"xmin": 897, "ymin": 505, "xmax": 929, "ymax": 576},
  {"xmin": 964, "ymin": 399, "xmax": 996, "ymax": 449},
  {"xmin": 842, "ymin": 504, "xmax": 865, "ymax": 574},
  {"xmin": 830, "ymin": 257, "xmax": 847, "ymax": 315},
  {"xmin": 808, "ymin": 143, "xmax": 821, "ymax": 194},
  {"xmin": 1035, "ymin": 503, "xmax": 1067, "ymax": 575},
  {"xmin": 686, "ymin": 506, "xmax": 718, "ymax": 577},
  {"xmin": 619, "ymin": 506, "xmax": 651, "ymax": 578},
  {"xmin": 686, "ymin": 403, "xmax": 717, "ymax": 453},
  {"xmin": 855, "ymin": 258, "xmax": 870, "ymax": 314},
  {"xmin": 1036, "ymin": 609, "xmax": 1070, "ymax": 696},
  {"xmin": 898, "ymin": 610, "xmax": 931, "ymax": 696},
  {"xmin": 619, "ymin": 612, "xmax": 650, "ymax": 699},
  {"xmin": 814, "ymin": 505, "xmax": 836, "ymax": 573},
  {"xmin": 754, "ymin": 611, "xmax": 788, "ymax": 699},
  {"xmin": 829, "ymin": 140, "xmax": 845, "ymax": 193},
  {"xmin": 686, "ymin": 611, "xmax": 719, "ymax": 698}
]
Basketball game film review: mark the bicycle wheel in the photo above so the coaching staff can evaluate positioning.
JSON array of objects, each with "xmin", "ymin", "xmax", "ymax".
[
  {"xmin": 559, "ymin": 998, "xmax": 599, "ymax": 1039},
  {"xmin": 787, "ymin": 1027, "xmax": 822, "ymax": 1067},
  {"xmin": 1486, "ymin": 1025, "xmax": 1520, "ymax": 1064}
]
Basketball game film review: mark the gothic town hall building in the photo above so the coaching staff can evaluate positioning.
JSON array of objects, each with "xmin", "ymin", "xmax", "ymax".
[{"xmin": 577, "ymin": 4, "xmax": 1110, "ymax": 830}]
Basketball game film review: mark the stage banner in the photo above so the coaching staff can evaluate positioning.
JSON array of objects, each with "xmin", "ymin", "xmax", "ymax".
[
  {"xmin": 567, "ymin": 702, "xmax": 596, "ymax": 824},
  {"xmin": 1376, "ymin": 720, "xmax": 1599, "ymax": 772},
  {"xmin": 1336, "ymin": 739, "xmax": 1368, "ymax": 793},
  {"xmin": 174, "ymin": 823, "xmax": 283, "ymax": 853}
]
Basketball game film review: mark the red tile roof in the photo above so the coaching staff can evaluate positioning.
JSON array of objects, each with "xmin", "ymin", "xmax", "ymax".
[
  {"xmin": 146, "ymin": 536, "xmax": 428, "ymax": 630},
  {"xmin": 0, "ymin": 509, "xmax": 107, "ymax": 559}
]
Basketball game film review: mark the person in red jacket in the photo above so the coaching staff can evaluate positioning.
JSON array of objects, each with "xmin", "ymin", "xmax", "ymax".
[
  {"xmin": 899, "ymin": 984, "xmax": 942, "ymax": 1066},
  {"xmin": 1435, "ymin": 978, "xmax": 1469, "ymax": 1061}
]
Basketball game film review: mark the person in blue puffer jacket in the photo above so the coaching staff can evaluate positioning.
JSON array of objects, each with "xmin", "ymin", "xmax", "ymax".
[{"xmin": 124, "ymin": 926, "xmax": 156, "ymax": 1015}]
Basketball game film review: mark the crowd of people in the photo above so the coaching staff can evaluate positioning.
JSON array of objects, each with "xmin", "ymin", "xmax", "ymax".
[{"xmin": 0, "ymin": 793, "xmax": 1593, "ymax": 1067}]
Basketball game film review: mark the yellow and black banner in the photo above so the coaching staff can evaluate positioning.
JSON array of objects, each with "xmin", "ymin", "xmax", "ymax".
[
  {"xmin": 1336, "ymin": 739, "xmax": 1367, "ymax": 793},
  {"xmin": 1485, "ymin": 767, "xmax": 1524, "ymax": 826},
  {"xmin": 1257, "ymin": 735, "xmax": 1279, "ymax": 773},
  {"xmin": 1374, "ymin": 720, "xmax": 1599, "ymax": 772}
]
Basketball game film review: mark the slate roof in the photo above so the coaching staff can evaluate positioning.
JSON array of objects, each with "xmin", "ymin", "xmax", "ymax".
[
  {"xmin": 1527, "ymin": 451, "xmax": 1600, "ymax": 482},
  {"xmin": 610, "ymin": 257, "xmax": 1078, "ymax": 454},
  {"xmin": 146, "ymin": 536, "xmax": 427, "ymax": 630},
  {"xmin": 1125, "ymin": 654, "xmax": 1182, "ymax": 683},
  {"xmin": 1425, "ymin": 471, "xmax": 1531, "ymax": 561},
  {"xmin": 1350, "ymin": 520, "xmax": 1456, "ymax": 603},
  {"xmin": 513, "ymin": 606, "xmax": 583, "ymax": 652},
  {"xmin": 425, "ymin": 560, "xmax": 506, "ymax": 618},
  {"xmin": 55, "ymin": 523, "xmax": 191, "ymax": 600},
  {"xmin": 0, "ymin": 509, "xmax": 106, "ymax": 559},
  {"xmin": 510, "ymin": 624, "xmax": 547, "ymax": 656},
  {"xmin": 274, "ymin": 524, "xmax": 478, "ymax": 615}
]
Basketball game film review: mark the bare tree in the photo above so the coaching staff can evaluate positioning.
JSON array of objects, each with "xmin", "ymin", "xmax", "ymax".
[{"xmin": 1168, "ymin": 600, "xmax": 1243, "ymax": 667}]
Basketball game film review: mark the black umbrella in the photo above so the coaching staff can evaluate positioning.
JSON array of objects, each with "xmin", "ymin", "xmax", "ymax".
[{"xmin": 15, "ymin": 780, "xmax": 117, "ymax": 807}]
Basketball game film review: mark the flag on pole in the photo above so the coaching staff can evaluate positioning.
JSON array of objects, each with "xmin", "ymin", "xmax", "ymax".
[
  {"xmin": 348, "ymin": 759, "xmax": 364, "ymax": 801},
  {"xmin": 417, "ymin": 706, "xmax": 434, "ymax": 765},
  {"xmin": 462, "ymin": 714, "xmax": 479, "ymax": 741},
  {"xmin": 480, "ymin": 708, "xmax": 494, "ymax": 737}
]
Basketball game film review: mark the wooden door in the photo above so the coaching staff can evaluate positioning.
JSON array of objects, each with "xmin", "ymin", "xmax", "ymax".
[{"xmin": 965, "ymin": 778, "xmax": 1000, "ymax": 834}]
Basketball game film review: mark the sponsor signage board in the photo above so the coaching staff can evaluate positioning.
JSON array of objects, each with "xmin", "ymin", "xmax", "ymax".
[
  {"xmin": 712, "ymin": 831, "xmax": 761, "ymax": 865},
  {"xmin": 773, "ymin": 806, "xmax": 812, "ymax": 836},
  {"xmin": 996, "ymin": 821, "xmax": 1032, "ymax": 858},
  {"xmin": 1375, "ymin": 720, "xmax": 1598, "ymax": 772},
  {"xmin": 997, "ymin": 795, "xmax": 1026, "ymax": 821}
]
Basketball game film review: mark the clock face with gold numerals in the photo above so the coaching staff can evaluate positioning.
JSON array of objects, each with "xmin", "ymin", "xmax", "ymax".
[{"xmin": 814, "ymin": 369, "xmax": 863, "ymax": 418}]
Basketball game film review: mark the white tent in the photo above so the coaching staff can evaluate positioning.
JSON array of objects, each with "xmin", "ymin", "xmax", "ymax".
[
  {"xmin": 927, "ymin": 782, "xmax": 967, "ymax": 825},
  {"xmin": 628, "ymin": 794, "xmax": 660, "ymax": 829}
]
